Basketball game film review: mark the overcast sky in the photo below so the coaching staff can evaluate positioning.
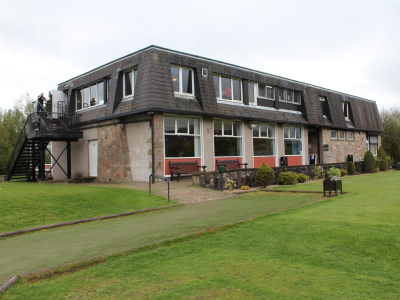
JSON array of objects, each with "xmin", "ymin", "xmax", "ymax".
[{"xmin": 1, "ymin": 0, "xmax": 399, "ymax": 111}]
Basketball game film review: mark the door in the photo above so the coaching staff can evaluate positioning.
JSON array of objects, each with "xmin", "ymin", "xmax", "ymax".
[{"xmin": 89, "ymin": 140, "xmax": 98, "ymax": 177}]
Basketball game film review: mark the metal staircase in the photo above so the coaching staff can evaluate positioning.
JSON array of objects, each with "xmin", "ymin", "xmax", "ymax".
[{"xmin": 6, "ymin": 106, "xmax": 83, "ymax": 181}]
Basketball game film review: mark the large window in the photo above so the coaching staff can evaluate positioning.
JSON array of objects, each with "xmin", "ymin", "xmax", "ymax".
[
  {"xmin": 368, "ymin": 136, "xmax": 378, "ymax": 156},
  {"xmin": 248, "ymin": 82, "xmax": 274, "ymax": 104},
  {"xmin": 214, "ymin": 120, "xmax": 242, "ymax": 156},
  {"xmin": 123, "ymin": 68, "xmax": 138, "ymax": 98},
  {"xmin": 277, "ymin": 88, "xmax": 301, "ymax": 104},
  {"xmin": 283, "ymin": 125, "xmax": 302, "ymax": 155},
  {"xmin": 253, "ymin": 123, "xmax": 275, "ymax": 156},
  {"xmin": 164, "ymin": 116, "xmax": 201, "ymax": 158},
  {"xmin": 171, "ymin": 65, "xmax": 194, "ymax": 95},
  {"xmin": 213, "ymin": 75, "xmax": 242, "ymax": 101},
  {"xmin": 76, "ymin": 80, "xmax": 105, "ymax": 110}
]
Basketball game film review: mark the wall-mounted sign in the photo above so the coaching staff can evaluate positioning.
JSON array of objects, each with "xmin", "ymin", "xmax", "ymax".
[{"xmin": 323, "ymin": 144, "xmax": 329, "ymax": 151}]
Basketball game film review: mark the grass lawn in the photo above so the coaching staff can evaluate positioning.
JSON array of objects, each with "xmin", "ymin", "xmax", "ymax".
[
  {"xmin": 2, "ymin": 171, "xmax": 400, "ymax": 299},
  {"xmin": 0, "ymin": 182, "xmax": 175, "ymax": 233}
]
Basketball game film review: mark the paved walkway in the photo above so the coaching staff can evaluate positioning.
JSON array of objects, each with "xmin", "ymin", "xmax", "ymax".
[{"xmin": 0, "ymin": 180, "xmax": 316, "ymax": 284}]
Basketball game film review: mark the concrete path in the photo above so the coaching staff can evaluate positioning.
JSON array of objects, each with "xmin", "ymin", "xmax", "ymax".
[{"xmin": 0, "ymin": 192, "xmax": 320, "ymax": 284}]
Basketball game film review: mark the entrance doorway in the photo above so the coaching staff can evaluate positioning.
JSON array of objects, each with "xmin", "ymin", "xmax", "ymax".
[{"xmin": 89, "ymin": 140, "xmax": 98, "ymax": 176}]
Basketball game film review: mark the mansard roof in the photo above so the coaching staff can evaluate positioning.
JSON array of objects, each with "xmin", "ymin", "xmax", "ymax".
[{"xmin": 58, "ymin": 45, "xmax": 384, "ymax": 133}]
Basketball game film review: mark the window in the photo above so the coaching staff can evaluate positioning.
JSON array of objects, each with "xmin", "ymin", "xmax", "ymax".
[
  {"xmin": 331, "ymin": 130, "xmax": 337, "ymax": 139},
  {"xmin": 339, "ymin": 131, "xmax": 346, "ymax": 140},
  {"xmin": 123, "ymin": 68, "xmax": 138, "ymax": 98},
  {"xmin": 319, "ymin": 96, "xmax": 326, "ymax": 101},
  {"xmin": 348, "ymin": 131, "xmax": 354, "ymax": 140},
  {"xmin": 283, "ymin": 125, "xmax": 302, "ymax": 155},
  {"xmin": 76, "ymin": 80, "xmax": 105, "ymax": 110},
  {"xmin": 258, "ymin": 83, "xmax": 274, "ymax": 99},
  {"xmin": 342, "ymin": 102, "xmax": 349, "ymax": 120},
  {"xmin": 170, "ymin": 65, "xmax": 194, "ymax": 95},
  {"xmin": 164, "ymin": 116, "xmax": 201, "ymax": 158},
  {"xmin": 213, "ymin": 75, "xmax": 242, "ymax": 101},
  {"xmin": 277, "ymin": 88, "xmax": 301, "ymax": 104},
  {"xmin": 248, "ymin": 81, "xmax": 256, "ymax": 104},
  {"xmin": 214, "ymin": 120, "xmax": 242, "ymax": 156},
  {"xmin": 368, "ymin": 136, "xmax": 378, "ymax": 156},
  {"xmin": 253, "ymin": 123, "xmax": 275, "ymax": 156}
]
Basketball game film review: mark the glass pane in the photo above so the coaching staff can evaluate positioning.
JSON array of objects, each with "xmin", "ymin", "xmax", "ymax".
[
  {"xmin": 213, "ymin": 76, "xmax": 220, "ymax": 98},
  {"xmin": 284, "ymin": 126, "xmax": 288, "ymax": 139},
  {"xmin": 258, "ymin": 83, "xmax": 266, "ymax": 98},
  {"xmin": 82, "ymin": 87, "xmax": 90, "ymax": 108},
  {"xmin": 124, "ymin": 72, "xmax": 132, "ymax": 96},
  {"xmin": 177, "ymin": 117, "xmax": 188, "ymax": 133},
  {"xmin": 252, "ymin": 124, "xmax": 259, "ymax": 137},
  {"xmin": 76, "ymin": 90, "xmax": 82, "ymax": 110},
  {"xmin": 194, "ymin": 136, "xmax": 201, "ymax": 157},
  {"xmin": 214, "ymin": 120, "xmax": 222, "ymax": 135},
  {"xmin": 286, "ymin": 90, "xmax": 293, "ymax": 102},
  {"xmin": 248, "ymin": 82, "xmax": 255, "ymax": 103},
  {"xmin": 165, "ymin": 135, "xmax": 195, "ymax": 157},
  {"xmin": 278, "ymin": 88, "xmax": 284, "ymax": 100},
  {"xmin": 285, "ymin": 139, "xmax": 302, "ymax": 155},
  {"xmin": 134, "ymin": 69, "xmax": 138, "ymax": 91},
  {"xmin": 224, "ymin": 121, "xmax": 232, "ymax": 135},
  {"xmin": 296, "ymin": 126, "xmax": 301, "ymax": 138},
  {"xmin": 214, "ymin": 137, "xmax": 242, "ymax": 156},
  {"xmin": 171, "ymin": 67, "xmax": 179, "ymax": 92},
  {"xmin": 90, "ymin": 85, "xmax": 97, "ymax": 106},
  {"xmin": 260, "ymin": 124, "xmax": 267, "ymax": 137},
  {"xmin": 164, "ymin": 116, "xmax": 175, "ymax": 133},
  {"xmin": 97, "ymin": 82, "xmax": 104, "ymax": 103},
  {"xmin": 181, "ymin": 69, "xmax": 193, "ymax": 94},
  {"xmin": 232, "ymin": 79, "xmax": 241, "ymax": 101},
  {"xmin": 233, "ymin": 121, "xmax": 241, "ymax": 136},
  {"xmin": 253, "ymin": 139, "xmax": 275, "ymax": 156},
  {"xmin": 294, "ymin": 91, "xmax": 301, "ymax": 103},
  {"xmin": 268, "ymin": 125, "xmax": 274, "ymax": 137},
  {"xmin": 221, "ymin": 77, "xmax": 231, "ymax": 100},
  {"xmin": 189, "ymin": 118, "xmax": 200, "ymax": 135},
  {"xmin": 267, "ymin": 86, "xmax": 274, "ymax": 99},
  {"xmin": 331, "ymin": 130, "xmax": 337, "ymax": 138},
  {"xmin": 289, "ymin": 126, "xmax": 295, "ymax": 139}
]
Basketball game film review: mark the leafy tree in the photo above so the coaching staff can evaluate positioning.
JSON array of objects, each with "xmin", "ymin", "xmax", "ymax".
[
  {"xmin": 363, "ymin": 151, "xmax": 376, "ymax": 173},
  {"xmin": 380, "ymin": 107, "xmax": 400, "ymax": 154},
  {"xmin": 390, "ymin": 142, "xmax": 400, "ymax": 164},
  {"xmin": 377, "ymin": 146, "xmax": 387, "ymax": 171},
  {"xmin": 45, "ymin": 91, "xmax": 52, "ymax": 112},
  {"xmin": 255, "ymin": 163, "xmax": 274, "ymax": 187}
]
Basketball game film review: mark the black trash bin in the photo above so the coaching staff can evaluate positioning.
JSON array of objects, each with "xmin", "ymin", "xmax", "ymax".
[{"xmin": 323, "ymin": 176, "xmax": 342, "ymax": 197}]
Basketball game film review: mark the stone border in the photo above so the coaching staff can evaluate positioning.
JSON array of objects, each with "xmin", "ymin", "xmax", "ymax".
[
  {"xmin": 0, "ymin": 276, "xmax": 18, "ymax": 294},
  {"xmin": 0, "ymin": 204, "xmax": 183, "ymax": 238}
]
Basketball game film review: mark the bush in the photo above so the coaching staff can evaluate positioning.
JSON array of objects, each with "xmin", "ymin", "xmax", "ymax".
[
  {"xmin": 340, "ymin": 169, "xmax": 348, "ymax": 177},
  {"xmin": 390, "ymin": 142, "xmax": 400, "ymax": 164},
  {"xmin": 277, "ymin": 172, "xmax": 298, "ymax": 185},
  {"xmin": 348, "ymin": 161, "xmax": 356, "ymax": 175},
  {"xmin": 326, "ymin": 167, "xmax": 341, "ymax": 177},
  {"xmin": 255, "ymin": 163, "xmax": 274, "ymax": 188},
  {"xmin": 296, "ymin": 173, "xmax": 309, "ymax": 183},
  {"xmin": 311, "ymin": 166, "xmax": 324, "ymax": 179},
  {"xmin": 363, "ymin": 151, "xmax": 376, "ymax": 173},
  {"xmin": 240, "ymin": 185, "xmax": 250, "ymax": 190},
  {"xmin": 377, "ymin": 146, "xmax": 388, "ymax": 171},
  {"xmin": 387, "ymin": 156, "xmax": 394, "ymax": 169}
]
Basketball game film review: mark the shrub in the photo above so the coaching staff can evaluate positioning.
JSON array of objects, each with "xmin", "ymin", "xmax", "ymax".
[
  {"xmin": 311, "ymin": 166, "xmax": 324, "ymax": 179},
  {"xmin": 277, "ymin": 172, "xmax": 298, "ymax": 185},
  {"xmin": 296, "ymin": 173, "xmax": 309, "ymax": 183},
  {"xmin": 390, "ymin": 142, "xmax": 400, "ymax": 164},
  {"xmin": 387, "ymin": 156, "xmax": 394, "ymax": 169},
  {"xmin": 255, "ymin": 163, "xmax": 274, "ymax": 188},
  {"xmin": 339, "ymin": 169, "xmax": 348, "ymax": 177},
  {"xmin": 377, "ymin": 146, "xmax": 388, "ymax": 171},
  {"xmin": 326, "ymin": 167, "xmax": 341, "ymax": 178},
  {"xmin": 224, "ymin": 179, "xmax": 237, "ymax": 190},
  {"xmin": 240, "ymin": 185, "xmax": 250, "ymax": 190},
  {"xmin": 348, "ymin": 161, "xmax": 356, "ymax": 175},
  {"xmin": 363, "ymin": 151, "xmax": 376, "ymax": 173}
]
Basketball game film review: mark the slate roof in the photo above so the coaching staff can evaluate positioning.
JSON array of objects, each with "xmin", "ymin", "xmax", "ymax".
[{"xmin": 58, "ymin": 45, "xmax": 384, "ymax": 132}]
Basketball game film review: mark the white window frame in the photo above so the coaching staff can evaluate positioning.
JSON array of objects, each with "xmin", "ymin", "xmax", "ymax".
[
  {"xmin": 331, "ymin": 130, "xmax": 337, "ymax": 139},
  {"xmin": 339, "ymin": 131, "xmax": 346, "ymax": 140},
  {"xmin": 163, "ymin": 115, "xmax": 201, "ymax": 158},
  {"xmin": 283, "ymin": 125, "xmax": 303, "ymax": 156},
  {"xmin": 257, "ymin": 83, "xmax": 274, "ymax": 100},
  {"xmin": 213, "ymin": 74, "xmax": 243, "ymax": 102},
  {"xmin": 252, "ymin": 123, "xmax": 275, "ymax": 156},
  {"xmin": 123, "ymin": 68, "xmax": 138, "ymax": 99},
  {"xmin": 342, "ymin": 102, "xmax": 350, "ymax": 120},
  {"xmin": 248, "ymin": 81, "xmax": 257, "ymax": 105},
  {"xmin": 347, "ymin": 131, "xmax": 354, "ymax": 140},
  {"xmin": 170, "ymin": 65, "xmax": 195, "ymax": 96},
  {"xmin": 75, "ymin": 80, "xmax": 105, "ymax": 111},
  {"xmin": 278, "ymin": 88, "xmax": 301, "ymax": 104},
  {"xmin": 213, "ymin": 119, "xmax": 243, "ymax": 157}
]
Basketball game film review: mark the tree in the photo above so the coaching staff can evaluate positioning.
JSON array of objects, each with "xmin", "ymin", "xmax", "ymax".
[
  {"xmin": 363, "ymin": 151, "xmax": 376, "ymax": 173},
  {"xmin": 380, "ymin": 107, "xmax": 400, "ymax": 154},
  {"xmin": 45, "ymin": 91, "xmax": 52, "ymax": 112},
  {"xmin": 390, "ymin": 142, "xmax": 400, "ymax": 164},
  {"xmin": 377, "ymin": 146, "xmax": 387, "ymax": 171}
]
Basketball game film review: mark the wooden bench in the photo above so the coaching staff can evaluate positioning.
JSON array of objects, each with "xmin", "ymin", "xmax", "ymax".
[
  {"xmin": 169, "ymin": 161, "xmax": 207, "ymax": 182},
  {"xmin": 216, "ymin": 159, "xmax": 248, "ymax": 170}
]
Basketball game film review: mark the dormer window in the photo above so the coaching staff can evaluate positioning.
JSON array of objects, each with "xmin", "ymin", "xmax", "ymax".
[
  {"xmin": 277, "ymin": 88, "xmax": 301, "ymax": 104},
  {"xmin": 76, "ymin": 80, "xmax": 106, "ymax": 111},
  {"xmin": 342, "ymin": 102, "xmax": 350, "ymax": 120},
  {"xmin": 213, "ymin": 75, "xmax": 242, "ymax": 102},
  {"xmin": 170, "ymin": 65, "xmax": 194, "ymax": 96},
  {"xmin": 123, "ymin": 68, "xmax": 138, "ymax": 98}
]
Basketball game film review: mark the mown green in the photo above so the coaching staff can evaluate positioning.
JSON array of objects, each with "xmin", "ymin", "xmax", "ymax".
[{"xmin": 0, "ymin": 182, "xmax": 174, "ymax": 233}]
